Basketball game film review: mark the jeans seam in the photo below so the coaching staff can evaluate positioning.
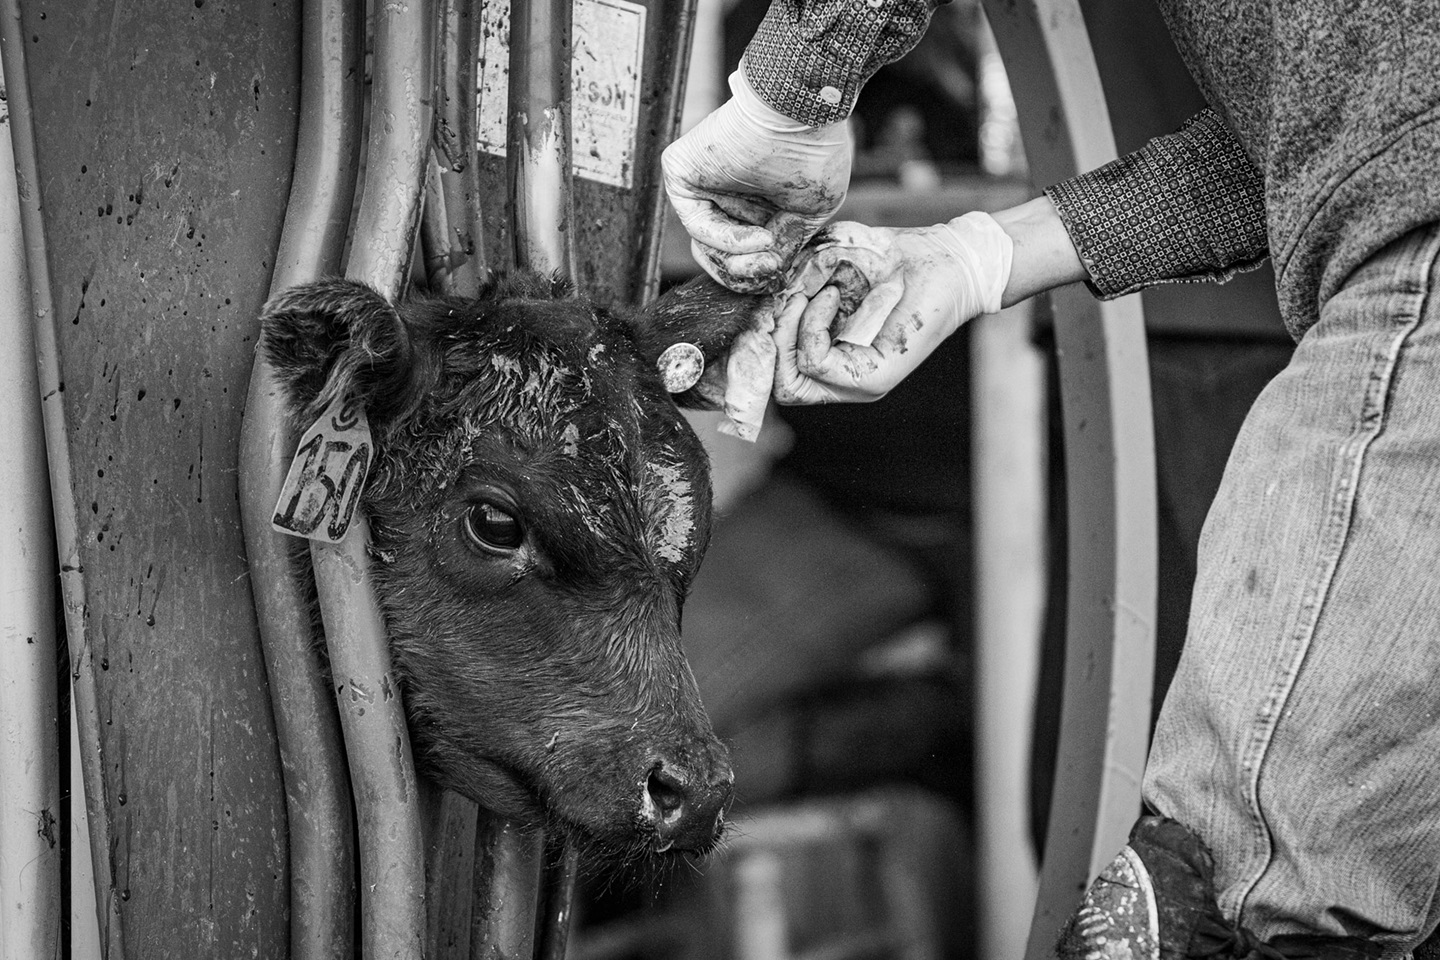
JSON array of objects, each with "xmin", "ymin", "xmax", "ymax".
[{"xmin": 1224, "ymin": 228, "xmax": 1440, "ymax": 925}]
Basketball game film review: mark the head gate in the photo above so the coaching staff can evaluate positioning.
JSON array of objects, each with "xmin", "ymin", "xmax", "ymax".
[{"xmin": 238, "ymin": 0, "xmax": 702, "ymax": 956}]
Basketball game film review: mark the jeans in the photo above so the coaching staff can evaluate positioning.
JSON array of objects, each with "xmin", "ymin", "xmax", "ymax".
[{"xmin": 1144, "ymin": 222, "xmax": 1440, "ymax": 953}]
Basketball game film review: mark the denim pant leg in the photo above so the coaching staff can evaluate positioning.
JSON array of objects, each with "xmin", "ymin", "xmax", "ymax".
[{"xmin": 1143, "ymin": 223, "xmax": 1440, "ymax": 951}]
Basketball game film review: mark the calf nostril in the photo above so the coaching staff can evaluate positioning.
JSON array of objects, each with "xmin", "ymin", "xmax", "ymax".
[
  {"xmin": 646, "ymin": 765, "xmax": 688, "ymax": 824},
  {"xmin": 643, "ymin": 760, "xmax": 733, "ymax": 853}
]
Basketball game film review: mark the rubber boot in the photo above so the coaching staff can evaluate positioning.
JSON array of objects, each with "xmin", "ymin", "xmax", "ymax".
[{"xmin": 1056, "ymin": 816, "xmax": 1382, "ymax": 960}]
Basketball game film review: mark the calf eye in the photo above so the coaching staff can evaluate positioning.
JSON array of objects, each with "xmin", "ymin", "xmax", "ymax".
[{"xmin": 464, "ymin": 501, "xmax": 525, "ymax": 553}]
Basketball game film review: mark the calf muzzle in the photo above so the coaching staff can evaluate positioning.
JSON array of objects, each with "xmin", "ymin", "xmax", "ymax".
[{"xmin": 642, "ymin": 757, "xmax": 734, "ymax": 853}]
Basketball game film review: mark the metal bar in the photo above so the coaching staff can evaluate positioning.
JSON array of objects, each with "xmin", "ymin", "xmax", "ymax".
[
  {"xmin": 976, "ymin": 2, "xmax": 1158, "ymax": 956},
  {"xmin": 506, "ymin": 0, "xmax": 576, "ymax": 276},
  {"xmin": 318, "ymin": 0, "xmax": 435, "ymax": 956},
  {"xmin": 0, "ymin": 2, "xmax": 123, "ymax": 954},
  {"xmin": 346, "ymin": 0, "xmax": 436, "ymax": 293},
  {"xmin": 435, "ymin": 0, "xmax": 487, "ymax": 290},
  {"xmin": 972, "ymin": 303, "xmax": 1046, "ymax": 960},
  {"xmin": 424, "ymin": 789, "xmax": 481, "ymax": 959},
  {"xmin": 237, "ymin": 0, "xmax": 365, "ymax": 955},
  {"xmin": 0, "ymin": 42, "xmax": 61, "ymax": 959},
  {"xmin": 69, "ymin": 698, "xmax": 101, "ymax": 960},
  {"xmin": 635, "ymin": 0, "xmax": 699, "ymax": 306},
  {"xmin": 534, "ymin": 837, "xmax": 580, "ymax": 960},
  {"xmin": 421, "ymin": 155, "xmax": 460, "ymax": 291},
  {"xmin": 503, "ymin": 3, "xmax": 584, "ymax": 952},
  {"xmin": 470, "ymin": 812, "xmax": 545, "ymax": 960}
]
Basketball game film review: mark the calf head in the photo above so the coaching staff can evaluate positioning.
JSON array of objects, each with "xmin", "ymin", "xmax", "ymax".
[{"xmin": 260, "ymin": 273, "xmax": 765, "ymax": 861}]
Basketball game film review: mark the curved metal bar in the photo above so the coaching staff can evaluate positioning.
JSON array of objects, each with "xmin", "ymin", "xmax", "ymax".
[
  {"xmin": 236, "ymin": 0, "xmax": 364, "ymax": 955},
  {"xmin": 0, "ymin": 42, "xmax": 62, "ymax": 959},
  {"xmin": 317, "ymin": 0, "xmax": 435, "ymax": 956},
  {"xmin": 534, "ymin": 838, "xmax": 580, "ymax": 960},
  {"xmin": 506, "ymin": 0, "xmax": 577, "ymax": 277},
  {"xmin": 0, "ymin": 3, "xmax": 123, "ymax": 954},
  {"xmin": 470, "ymin": 812, "xmax": 545, "ymax": 960},
  {"xmin": 976, "ymin": 1, "xmax": 1158, "ymax": 955},
  {"xmin": 346, "ymin": 0, "xmax": 436, "ymax": 293}
]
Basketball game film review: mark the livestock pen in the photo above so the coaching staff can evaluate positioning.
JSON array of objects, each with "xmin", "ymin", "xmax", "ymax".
[{"xmin": 0, "ymin": 0, "xmax": 1291, "ymax": 957}]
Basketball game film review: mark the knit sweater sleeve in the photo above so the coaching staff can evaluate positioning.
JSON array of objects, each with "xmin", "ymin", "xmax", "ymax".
[
  {"xmin": 1045, "ymin": 109, "xmax": 1269, "ymax": 299},
  {"xmin": 741, "ymin": 0, "xmax": 943, "ymax": 127}
]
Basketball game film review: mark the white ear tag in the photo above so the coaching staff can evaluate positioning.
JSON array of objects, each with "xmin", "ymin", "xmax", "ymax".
[
  {"xmin": 272, "ymin": 394, "xmax": 374, "ymax": 542},
  {"xmin": 658, "ymin": 342, "xmax": 705, "ymax": 393}
]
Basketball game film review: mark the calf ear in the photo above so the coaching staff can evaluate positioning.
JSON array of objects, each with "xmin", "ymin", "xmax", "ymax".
[
  {"xmin": 259, "ymin": 278, "xmax": 419, "ymax": 428},
  {"xmin": 631, "ymin": 275, "xmax": 773, "ymax": 409}
]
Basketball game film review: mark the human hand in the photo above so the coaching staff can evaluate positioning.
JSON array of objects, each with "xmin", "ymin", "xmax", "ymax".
[
  {"xmin": 662, "ymin": 70, "xmax": 852, "ymax": 293},
  {"xmin": 772, "ymin": 212, "xmax": 1014, "ymax": 404}
]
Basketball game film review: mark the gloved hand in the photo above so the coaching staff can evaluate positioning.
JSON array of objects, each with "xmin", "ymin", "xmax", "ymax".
[
  {"xmin": 662, "ymin": 70, "xmax": 852, "ymax": 293},
  {"xmin": 772, "ymin": 212, "xmax": 1014, "ymax": 404}
]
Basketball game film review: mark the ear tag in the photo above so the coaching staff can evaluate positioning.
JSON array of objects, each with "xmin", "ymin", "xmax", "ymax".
[
  {"xmin": 272, "ymin": 394, "xmax": 374, "ymax": 543},
  {"xmin": 658, "ymin": 342, "xmax": 705, "ymax": 393}
]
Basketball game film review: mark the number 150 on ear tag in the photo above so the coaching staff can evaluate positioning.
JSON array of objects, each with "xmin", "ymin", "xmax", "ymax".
[{"xmin": 272, "ymin": 394, "xmax": 373, "ymax": 543}]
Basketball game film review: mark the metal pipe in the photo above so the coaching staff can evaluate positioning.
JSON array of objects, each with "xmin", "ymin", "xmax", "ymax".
[
  {"xmin": 421, "ymin": 154, "xmax": 460, "ymax": 291},
  {"xmin": 504, "ymin": 1, "xmax": 586, "ymax": 946},
  {"xmin": 972, "ymin": 303, "xmax": 1046, "ymax": 960},
  {"xmin": 345, "ymin": 0, "xmax": 435, "ymax": 293},
  {"xmin": 0, "ymin": 38, "xmax": 61, "ymax": 959},
  {"xmin": 976, "ymin": 2, "xmax": 1157, "ymax": 956},
  {"xmin": 534, "ymin": 837, "xmax": 580, "ymax": 960},
  {"xmin": 469, "ymin": 812, "xmax": 544, "ymax": 960},
  {"xmin": 636, "ymin": 0, "xmax": 699, "ymax": 306},
  {"xmin": 423, "ymin": 790, "xmax": 481, "ymax": 959},
  {"xmin": 435, "ymin": 0, "xmax": 487, "ymax": 290},
  {"xmin": 506, "ymin": 0, "xmax": 577, "ymax": 276},
  {"xmin": 317, "ymin": 0, "xmax": 435, "ymax": 955},
  {"xmin": 237, "ymin": 0, "xmax": 365, "ymax": 955},
  {"xmin": 0, "ymin": 2, "xmax": 122, "ymax": 953}
]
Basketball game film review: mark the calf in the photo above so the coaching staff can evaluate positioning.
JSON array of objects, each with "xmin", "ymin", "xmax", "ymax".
[{"xmin": 259, "ymin": 272, "xmax": 765, "ymax": 862}]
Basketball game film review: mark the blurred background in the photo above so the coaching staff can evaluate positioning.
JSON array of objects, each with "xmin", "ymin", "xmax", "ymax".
[{"xmin": 570, "ymin": 1, "xmax": 1296, "ymax": 958}]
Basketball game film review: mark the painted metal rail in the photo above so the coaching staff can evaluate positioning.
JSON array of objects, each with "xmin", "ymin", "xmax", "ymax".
[
  {"xmin": 0, "ymin": 36, "xmax": 62, "ymax": 960},
  {"xmin": 237, "ymin": 0, "xmax": 364, "ymax": 955},
  {"xmin": 977, "ymin": 1, "xmax": 1159, "ymax": 956},
  {"xmin": 0, "ymin": 2, "xmax": 123, "ymax": 953}
]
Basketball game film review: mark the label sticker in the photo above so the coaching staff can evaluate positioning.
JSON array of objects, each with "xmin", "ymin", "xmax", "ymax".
[
  {"xmin": 477, "ymin": 0, "xmax": 647, "ymax": 189},
  {"xmin": 272, "ymin": 394, "xmax": 373, "ymax": 543}
]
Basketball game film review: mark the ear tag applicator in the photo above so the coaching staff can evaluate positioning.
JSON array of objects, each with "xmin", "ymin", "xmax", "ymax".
[
  {"xmin": 658, "ymin": 341, "xmax": 705, "ymax": 393},
  {"xmin": 272, "ymin": 393, "xmax": 374, "ymax": 543}
]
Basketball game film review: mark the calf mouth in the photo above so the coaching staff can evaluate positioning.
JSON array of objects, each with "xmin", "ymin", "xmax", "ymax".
[{"xmin": 445, "ymin": 755, "xmax": 726, "ymax": 863}]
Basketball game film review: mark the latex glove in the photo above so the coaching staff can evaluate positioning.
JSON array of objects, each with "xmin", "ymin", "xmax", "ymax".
[
  {"xmin": 662, "ymin": 70, "xmax": 852, "ymax": 293},
  {"xmin": 773, "ymin": 212, "xmax": 1014, "ymax": 404}
]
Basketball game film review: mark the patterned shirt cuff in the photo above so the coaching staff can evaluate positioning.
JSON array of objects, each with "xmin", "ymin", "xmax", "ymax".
[
  {"xmin": 1045, "ymin": 109, "xmax": 1269, "ymax": 299},
  {"xmin": 742, "ymin": 0, "xmax": 942, "ymax": 127}
]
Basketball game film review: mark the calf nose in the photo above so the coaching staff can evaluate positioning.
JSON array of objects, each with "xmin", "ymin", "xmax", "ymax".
[{"xmin": 643, "ymin": 759, "xmax": 734, "ymax": 853}]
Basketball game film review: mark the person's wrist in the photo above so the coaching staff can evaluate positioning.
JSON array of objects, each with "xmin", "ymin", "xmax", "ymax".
[
  {"xmin": 990, "ymin": 197, "xmax": 1087, "ymax": 307},
  {"xmin": 730, "ymin": 70, "xmax": 849, "ymax": 145},
  {"xmin": 936, "ymin": 212, "xmax": 1014, "ymax": 315}
]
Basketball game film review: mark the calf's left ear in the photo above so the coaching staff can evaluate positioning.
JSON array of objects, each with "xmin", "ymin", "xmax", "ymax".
[
  {"xmin": 259, "ymin": 278, "xmax": 421, "ymax": 428},
  {"xmin": 630, "ymin": 275, "xmax": 774, "ymax": 409}
]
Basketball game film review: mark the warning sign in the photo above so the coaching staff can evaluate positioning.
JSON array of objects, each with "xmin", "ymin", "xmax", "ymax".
[{"xmin": 477, "ymin": 0, "xmax": 647, "ymax": 190}]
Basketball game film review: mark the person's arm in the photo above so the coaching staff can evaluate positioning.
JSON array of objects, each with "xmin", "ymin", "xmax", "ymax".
[
  {"xmin": 742, "ymin": 0, "xmax": 944, "ymax": 127},
  {"xmin": 1045, "ymin": 108, "xmax": 1269, "ymax": 298},
  {"xmin": 772, "ymin": 109, "xmax": 1270, "ymax": 404}
]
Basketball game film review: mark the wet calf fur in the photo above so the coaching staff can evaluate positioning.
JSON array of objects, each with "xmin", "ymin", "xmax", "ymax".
[{"xmin": 260, "ymin": 272, "xmax": 764, "ymax": 861}]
